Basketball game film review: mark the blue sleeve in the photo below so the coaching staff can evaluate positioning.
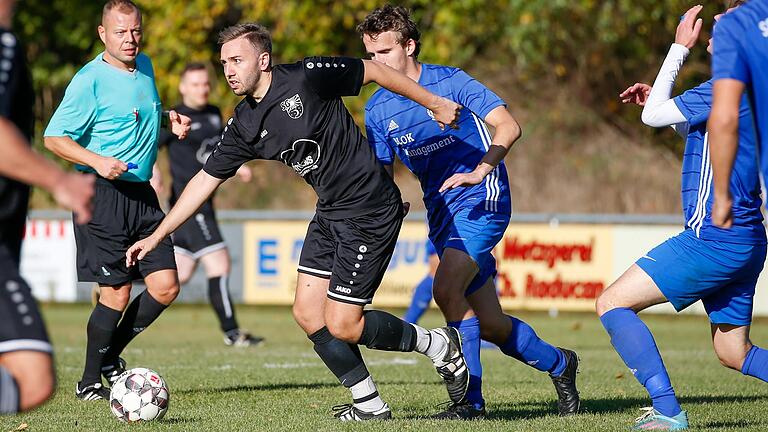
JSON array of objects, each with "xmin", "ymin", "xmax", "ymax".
[
  {"xmin": 673, "ymin": 81, "xmax": 712, "ymax": 126},
  {"xmin": 450, "ymin": 69, "xmax": 506, "ymax": 120},
  {"xmin": 712, "ymin": 16, "xmax": 750, "ymax": 84},
  {"xmin": 44, "ymin": 71, "xmax": 98, "ymax": 142},
  {"xmin": 364, "ymin": 105, "xmax": 394, "ymax": 165}
]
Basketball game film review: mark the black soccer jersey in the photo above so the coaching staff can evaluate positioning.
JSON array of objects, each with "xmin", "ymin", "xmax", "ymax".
[
  {"xmin": 160, "ymin": 104, "xmax": 223, "ymax": 198},
  {"xmin": 204, "ymin": 57, "xmax": 400, "ymax": 219},
  {"xmin": 0, "ymin": 28, "xmax": 33, "ymax": 264}
]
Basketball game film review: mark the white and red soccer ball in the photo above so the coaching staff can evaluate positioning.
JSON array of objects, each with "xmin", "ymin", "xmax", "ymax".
[{"xmin": 109, "ymin": 368, "xmax": 170, "ymax": 422}]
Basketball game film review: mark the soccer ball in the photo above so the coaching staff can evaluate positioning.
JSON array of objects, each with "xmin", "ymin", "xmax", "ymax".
[{"xmin": 109, "ymin": 368, "xmax": 170, "ymax": 422}]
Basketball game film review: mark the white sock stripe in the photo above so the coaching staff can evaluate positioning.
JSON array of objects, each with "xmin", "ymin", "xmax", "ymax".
[
  {"xmin": 298, "ymin": 265, "xmax": 332, "ymax": 276},
  {"xmin": 219, "ymin": 275, "xmax": 233, "ymax": 318}
]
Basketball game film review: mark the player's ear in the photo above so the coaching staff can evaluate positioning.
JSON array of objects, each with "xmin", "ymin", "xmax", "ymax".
[
  {"xmin": 258, "ymin": 51, "xmax": 271, "ymax": 71},
  {"xmin": 98, "ymin": 25, "xmax": 107, "ymax": 45},
  {"xmin": 405, "ymin": 39, "xmax": 416, "ymax": 57}
]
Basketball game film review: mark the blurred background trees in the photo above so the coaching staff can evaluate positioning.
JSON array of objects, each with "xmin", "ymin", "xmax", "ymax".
[{"xmin": 16, "ymin": 0, "xmax": 729, "ymax": 213}]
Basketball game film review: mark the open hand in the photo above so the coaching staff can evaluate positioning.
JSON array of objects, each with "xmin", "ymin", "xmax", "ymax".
[
  {"xmin": 440, "ymin": 170, "xmax": 485, "ymax": 192},
  {"xmin": 620, "ymin": 83, "xmax": 652, "ymax": 106},
  {"xmin": 126, "ymin": 235, "xmax": 161, "ymax": 267},
  {"xmin": 170, "ymin": 110, "xmax": 192, "ymax": 140},
  {"xmin": 675, "ymin": 5, "xmax": 704, "ymax": 49}
]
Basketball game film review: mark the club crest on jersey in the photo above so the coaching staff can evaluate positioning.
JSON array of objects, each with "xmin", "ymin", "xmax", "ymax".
[
  {"xmin": 280, "ymin": 139, "xmax": 321, "ymax": 177},
  {"xmin": 281, "ymin": 94, "xmax": 304, "ymax": 119}
]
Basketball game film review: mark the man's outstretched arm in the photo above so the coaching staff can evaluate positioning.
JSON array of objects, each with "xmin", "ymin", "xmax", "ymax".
[
  {"xmin": 708, "ymin": 79, "xmax": 744, "ymax": 229},
  {"xmin": 362, "ymin": 60, "xmax": 461, "ymax": 129},
  {"xmin": 126, "ymin": 170, "xmax": 224, "ymax": 266}
]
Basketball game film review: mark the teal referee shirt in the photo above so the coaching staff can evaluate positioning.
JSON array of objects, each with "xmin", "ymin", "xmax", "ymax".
[{"xmin": 44, "ymin": 52, "xmax": 162, "ymax": 182}]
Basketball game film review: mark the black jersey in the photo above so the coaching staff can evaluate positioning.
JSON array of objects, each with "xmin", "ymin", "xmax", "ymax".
[
  {"xmin": 160, "ymin": 104, "xmax": 222, "ymax": 198},
  {"xmin": 0, "ymin": 29, "xmax": 33, "ymax": 264},
  {"xmin": 204, "ymin": 57, "xmax": 400, "ymax": 219}
]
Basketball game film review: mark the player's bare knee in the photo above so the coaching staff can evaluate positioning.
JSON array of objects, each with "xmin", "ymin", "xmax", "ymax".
[
  {"xmin": 17, "ymin": 372, "xmax": 55, "ymax": 411},
  {"xmin": 153, "ymin": 282, "xmax": 180, "ymax": 304},
  {"xmin": 326, "ymin": 315, "xmax": 362, "ymax": 343},
  {"xmin": 595, "ymin": 292, "xmax": 615, "ymax": 316},
  {"xmin": 292, "ymin": 304, "xmax": 322, "ymax": 334},
  {"xmin": 479, "ymin": 317, "xmax": 508, "ymax": 344}
]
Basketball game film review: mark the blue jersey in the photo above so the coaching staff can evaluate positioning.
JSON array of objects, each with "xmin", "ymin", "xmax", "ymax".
[
  {"xmin": 673, "ymin": 80, "xmax": 764, "ymax": 244},
  {"xmin": 365, "ymin": 64, "xmax": 511, "ymax": 233},
  {"xmin": 712, "ymin": 0, "xmax": 768, "ymax": 179},
  {"xmin": 44, "ymin": 53, "xmax": 163, "ymax": 182}
]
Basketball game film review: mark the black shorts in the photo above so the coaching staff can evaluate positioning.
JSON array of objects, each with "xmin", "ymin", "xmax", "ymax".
[
  {"xmin": 0, "ymin": 245, "xmax": 51, "ymax": 354},
  {"xmin": 74, "ymin": 177, "xmax": 176, "ymax": 286},
  {"xmin": 171, "ymin": 199, "xmax": 226, "ymax": 259},
  {"xmin": 298, "ymin": 202, "xmax": 403, "ymax": 305}
]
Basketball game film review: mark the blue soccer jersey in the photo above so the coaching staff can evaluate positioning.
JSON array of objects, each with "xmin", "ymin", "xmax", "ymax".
[
  {"xmin": 365, "ymin": 64, "xmax": 511, "ymax": 233},
  {"xmin": 673, "ymin": 80, "xmax": 765, "ymax": 244},
  {"xmin": 712, "ymin": 0, "xmax": 768, "ymax": 177}
]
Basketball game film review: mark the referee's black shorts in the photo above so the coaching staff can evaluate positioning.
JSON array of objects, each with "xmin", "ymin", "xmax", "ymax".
[
  {"xmin": 298, "ymin": 202, "xmax": 403, "ymax": 305},
  {"xmin": 73, "ymin": 177, "xmax": 176, "ymax": 286}
]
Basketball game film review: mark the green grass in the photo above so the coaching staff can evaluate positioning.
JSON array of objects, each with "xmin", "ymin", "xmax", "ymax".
[{"xmin": 2, "ymin": 304, "xmax": 767, "ymax": 431}]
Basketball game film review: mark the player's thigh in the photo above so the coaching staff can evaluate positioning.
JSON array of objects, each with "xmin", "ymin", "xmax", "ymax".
[
  {"xmin": 199, "ymin": 248, "xmax": 230, "ymax": 278},
  {"xmin": 293, "ymin": 272, "xmax": 331, "ymax": 334},
  {"xmin": 173, "ymin": 252, "xmax": 198, "ymax": 285},
  {"xmin": 711, "ymin": 323, "xmax": 752, "ymax": 370},
  {"xmin": 596, "ymin": 264, "xmax": 667, "ymax": 315},
  {"xmin": 467, "ymin": 277, "xmax": 510, "ymax": 343},
  {"xmin": 0, "ymin": 351, "xmax": 54, "ymax": 410}
]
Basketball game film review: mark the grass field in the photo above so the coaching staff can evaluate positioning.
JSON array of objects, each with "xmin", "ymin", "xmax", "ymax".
[{"xmin": 2, "ymin": 304, "xmax": 767, "ymax": 431}]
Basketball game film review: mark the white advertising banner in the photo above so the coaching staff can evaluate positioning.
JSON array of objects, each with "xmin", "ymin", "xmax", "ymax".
[{"xmin": 19, "ymin": 219, "xmax": 78, "ymax": 302}]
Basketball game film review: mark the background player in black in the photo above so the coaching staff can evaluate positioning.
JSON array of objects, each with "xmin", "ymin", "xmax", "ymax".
[
  {"xmin": 0, "ymin": 0, "xmax": 96, "ymax": 414},
  {"xmin": 155, "ymin": 63, "xmax": 262, "ymax": 346},
  {"xmin": 127, "ymin": 23, "xmax": 468, "ymax": 421}
]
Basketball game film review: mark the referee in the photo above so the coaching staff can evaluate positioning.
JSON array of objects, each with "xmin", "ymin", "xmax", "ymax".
[
  {"xmin": 43, "ymin": 0, "xmax": 190, "ymax": 401},
  {"xmin": 156, "ymin": 63, "xmax": 262, "ymax": 347}
]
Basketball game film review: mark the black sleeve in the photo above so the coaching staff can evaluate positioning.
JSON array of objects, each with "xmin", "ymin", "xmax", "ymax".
[
  {"xmin": 158, "ymin": 128, "xmax": 174, "ymax": 148},
  {"xmin": 203, "ymin": 117, "xmax": 254, "ymax": 179},
  {"xmin": 0, "ymin": 32, "xmax": 21, "ymax": 117},
  {"xmin": 302, "ymin": 57, "xmax": 364, "ymax": 99}
]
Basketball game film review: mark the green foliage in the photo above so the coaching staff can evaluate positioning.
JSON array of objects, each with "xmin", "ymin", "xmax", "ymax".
[{"xmin": 13, "ymin": 0, "xmax": 731, "ymax": 209}]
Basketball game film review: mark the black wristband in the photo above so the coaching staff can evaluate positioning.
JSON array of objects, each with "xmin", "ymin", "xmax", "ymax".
[{"xmin": 161, "ymin": 110, "xmax": 169, "ymax": 129}]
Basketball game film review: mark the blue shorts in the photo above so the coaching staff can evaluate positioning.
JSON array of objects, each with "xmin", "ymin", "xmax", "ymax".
[
  {"xmin": 636, "ymin": 229, "xmax": 766, "ymax": 326},
  {"xmin": 430, "ymin": 208, "xmax": 509, "ymax": 296}
]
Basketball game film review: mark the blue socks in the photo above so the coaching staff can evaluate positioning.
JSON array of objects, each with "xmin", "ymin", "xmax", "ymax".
[
  {"xmin": 500, "ymin": 316, "xmax": 567, "ymax": 376},
  {"xmin": 742, "ymin": 345, "xmax": 768, "ymax": 382},
  {"xmin": 600, "ymin": 307, "xmax": 681, "ymax": 417},
  {"xmin": 449, "ymin": 317, "xmax": 484, "ymax": 409},
  {"xmin": 404, "ymin": 275, "xmax": 434, "ymax": 324}
]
